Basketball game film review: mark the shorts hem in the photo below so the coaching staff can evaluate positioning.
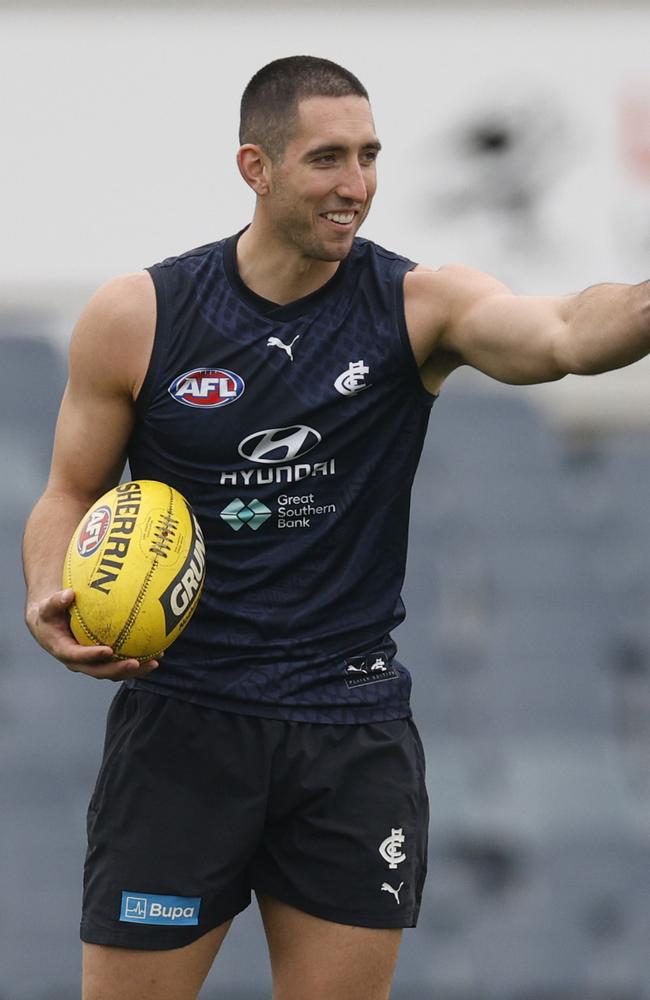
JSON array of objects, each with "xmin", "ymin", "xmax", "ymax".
[
  {"xmin": 80, "ymin": 896, "xmax": 251, "ymax": 951},
  {"xmin": 253, "ymin": 880, "xmax": 421, "ymax": 929}
]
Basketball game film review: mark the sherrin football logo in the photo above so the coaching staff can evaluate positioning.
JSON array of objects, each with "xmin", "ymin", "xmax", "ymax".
[{"xmin": 169, "ymin": 368, "xmax": 245, "ymax": 409}]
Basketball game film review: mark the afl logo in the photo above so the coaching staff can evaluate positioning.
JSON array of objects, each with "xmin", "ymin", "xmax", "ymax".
[
  {"xmin": 169, "ymin": 368, "xmax": 245, "ymax": 409},
  {"xmin": 238, "ymin": 425, "xmax": 321, "ymax": 464},
  {"xmin": 77, "ymin": 505, "xmax": 112, "ymax": 558}
]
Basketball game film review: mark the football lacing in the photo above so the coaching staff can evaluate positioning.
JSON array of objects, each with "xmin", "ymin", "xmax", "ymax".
[{"xmin": 149, "ymin": 512, "xmax": 179, "ymax": 558}]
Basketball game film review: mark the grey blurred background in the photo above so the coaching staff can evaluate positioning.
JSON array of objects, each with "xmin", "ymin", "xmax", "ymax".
[{"xmin": 3, "ymin": 2, "xmax": 650, "ymax": 997}]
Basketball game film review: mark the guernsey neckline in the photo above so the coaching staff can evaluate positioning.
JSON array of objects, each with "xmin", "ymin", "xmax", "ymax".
[{"xmin": 223, "ymin": 228, "xmax": 351, "ymax": 321}]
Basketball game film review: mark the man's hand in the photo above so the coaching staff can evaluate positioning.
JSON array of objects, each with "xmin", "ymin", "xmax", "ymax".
[{"xmin": 25, "ymin": 588, "xmax": 160, "ymax": 681}]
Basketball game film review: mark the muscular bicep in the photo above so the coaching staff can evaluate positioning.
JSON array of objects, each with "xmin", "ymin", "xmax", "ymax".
[
  {"xmin": 48, "ymin": 381, "xmax": 134, "ymax": 503},
  {"xmin": 447, "ymin": 288, "xmax": 570, "ymax": 385},
  {"xmin": 408, "ymin": 265, "xmax": 570, "ymax": 388},
  {"xmin": 46, "ymin": 272, "xmax": 155, "ymax": 504}
]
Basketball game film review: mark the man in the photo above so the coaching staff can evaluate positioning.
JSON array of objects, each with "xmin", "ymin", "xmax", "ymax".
[{"xmin": 23, "ymin": 55, "xmax": 650, "ymax": 1000}]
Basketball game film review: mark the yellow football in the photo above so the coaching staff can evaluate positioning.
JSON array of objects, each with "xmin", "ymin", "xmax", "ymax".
[{"xmin": 63, "ymin": 480, "xmax": 206, "ymax": 661}]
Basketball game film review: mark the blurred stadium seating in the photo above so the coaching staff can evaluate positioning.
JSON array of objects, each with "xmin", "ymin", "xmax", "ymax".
[{"xmin": 3, "ymin": 336, "xmax": 650, "ymax": 999}]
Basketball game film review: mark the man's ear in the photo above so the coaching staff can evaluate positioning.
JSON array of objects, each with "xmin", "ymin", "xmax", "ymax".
[{"xmin": 237, "ymin": 144, "xmax": 271, "ymax": 195}]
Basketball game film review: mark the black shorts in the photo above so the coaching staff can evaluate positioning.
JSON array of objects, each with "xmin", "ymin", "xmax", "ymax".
[{"xmin": 81, "ymin": 687, "xmax": 429, "ymax": 950}]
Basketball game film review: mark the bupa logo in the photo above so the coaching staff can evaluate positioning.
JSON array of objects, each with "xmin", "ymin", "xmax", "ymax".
[
  {"xmin": 238, "ymin": 425, "xmax": 321, "ymax": 464},
  {"xmin": 169, "ymin": 368, "xmax": 245, "ymax": 409},
  {"xmin": 120, "ymin": 892, "xmax": 201, "ymax": 926},
  {"xmin": 77, "ymin": 505, "xmax": 112, "ymax": 557}
]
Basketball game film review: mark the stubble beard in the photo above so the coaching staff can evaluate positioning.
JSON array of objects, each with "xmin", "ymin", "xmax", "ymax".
[
  {"xmin": 268, "ymin": 181, "xmax": 368, "ymax": 264},
  {"xmin": 276, "ymin": 209, "xmax": 365, "ymax": 264}
]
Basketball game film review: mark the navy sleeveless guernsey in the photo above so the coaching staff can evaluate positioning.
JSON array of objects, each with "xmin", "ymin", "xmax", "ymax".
[{"xmin": 127, "ymin": 231, "xmax": 436, "ymax": 723}]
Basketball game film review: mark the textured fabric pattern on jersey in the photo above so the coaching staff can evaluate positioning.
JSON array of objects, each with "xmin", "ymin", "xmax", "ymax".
[
  {"xmin": 81, "ymin": 688, "xmax": 429, "ymax": 948},
  {"xmin": 127, "ymin": 232, "xmax": 436, "ymax": 722}
]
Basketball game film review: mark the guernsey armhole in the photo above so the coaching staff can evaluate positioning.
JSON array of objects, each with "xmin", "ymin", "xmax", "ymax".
[
  {"xmin": 134, "ymin": 265, "xmax": 167, "ymax": 416},
  {"xmin": 395, "ymin": 264, "xmax": 438, "ymax": 407}
]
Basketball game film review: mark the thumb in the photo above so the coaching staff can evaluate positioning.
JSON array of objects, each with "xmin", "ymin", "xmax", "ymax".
[{"xmin": 39, "ymin": 588, "xmax": 76, "ymax": 618}]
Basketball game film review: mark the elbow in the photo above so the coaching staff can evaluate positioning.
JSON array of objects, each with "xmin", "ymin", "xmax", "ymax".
[
  {"xmin": 550, "ymin": 318, "xmax": 605, "ymax": 378},
  {"xmin": 640, "ymin": 283, "xmax": 650, "ymax": 328},
  {"xmin": 548, "ymin": 323, "xmax": 575, "ymax": 380}
]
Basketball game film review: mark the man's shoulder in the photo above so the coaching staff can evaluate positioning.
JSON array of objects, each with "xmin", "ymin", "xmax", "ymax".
[
  {"xmin": 153, "ymin": 238, "xmax": 227, "ymax": 272},
  {"xmin": 351, "ymin": 236, "xmax": 416, "ymax": 270},
  {"xmin": 68, "ymin": 271, "xmax": 157, "ymax": 401},
  {"xmin": 83, "ymin": 271, "xmax": 155, "ymax": 323}
]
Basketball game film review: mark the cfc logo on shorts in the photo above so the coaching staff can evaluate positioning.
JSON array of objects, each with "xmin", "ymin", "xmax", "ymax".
[
  {"xmin": 120, "ymin": 892, "xmax": 201, "ymax": 926},
  {"xmin": 379, "ymin": 827, "xmax": 406, "ymax": 869}
]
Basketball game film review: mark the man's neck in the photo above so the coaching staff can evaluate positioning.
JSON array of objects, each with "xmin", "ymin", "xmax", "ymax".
[{"xmin": 236, "ymin": 222, "xmax": 340, "ymax": 305}]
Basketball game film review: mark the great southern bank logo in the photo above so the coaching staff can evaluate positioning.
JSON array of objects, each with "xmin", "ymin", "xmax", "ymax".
[
  {"xmin": 120, "ymin": 892, "xmax": 201, "ymax": 926},
  {"xmin": 221, "ymin": 498, "xmax": 272, "ymax": 531},
  {"xmin": 169, "ymin": 368, "xmax": 245, "ymax": 409}
]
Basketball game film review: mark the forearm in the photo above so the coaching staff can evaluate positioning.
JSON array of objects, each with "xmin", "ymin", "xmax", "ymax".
[
  {"xmin": 559, "ymin": 279, "xmax": 650, "ymax": 376},
  {"xmin": 22, "ymin": 490, "xmax": 89, "ymax": 613}
]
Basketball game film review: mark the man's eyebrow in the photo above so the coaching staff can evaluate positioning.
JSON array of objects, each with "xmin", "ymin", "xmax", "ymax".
[{"xmin": 305, "ymin": 140, "xmax": 382, "ymax": 158}]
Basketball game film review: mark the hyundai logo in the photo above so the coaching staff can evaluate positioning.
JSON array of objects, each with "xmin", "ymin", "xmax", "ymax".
[{"xmin": 238, "ymin": 426, "xmax": 321, "ymax": 464}]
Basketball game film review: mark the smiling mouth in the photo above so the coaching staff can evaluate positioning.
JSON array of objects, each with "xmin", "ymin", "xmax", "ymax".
[{"xmin": 321, "ymin": 210, "xmax": 357, "ymax": 226}]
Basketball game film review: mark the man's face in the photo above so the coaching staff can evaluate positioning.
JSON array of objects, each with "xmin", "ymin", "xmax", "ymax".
[{"xmin": 264, "ymin": 95, "xmax": 380, "ymax": 263}]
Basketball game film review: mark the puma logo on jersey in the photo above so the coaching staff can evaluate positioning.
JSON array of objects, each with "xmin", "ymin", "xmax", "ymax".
[
  {"xmin": 381, "ymin": 882, "xmax": 404, "ymax": 904},
  {"xmin": 267, "ymin": 335, "xmax": 300, "ymax": 361},
  {"xmin": 344, "ymin": 650, "xmax": 397, "ymax": 689},
  {"xmin": 345, "ymin": 659, "xmax": 387, "ymax": 675}
]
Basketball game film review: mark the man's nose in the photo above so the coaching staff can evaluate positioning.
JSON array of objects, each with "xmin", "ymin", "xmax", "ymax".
[{"xmin": 336, "ymin": 160, "xmax": 368, "ymax": 203}]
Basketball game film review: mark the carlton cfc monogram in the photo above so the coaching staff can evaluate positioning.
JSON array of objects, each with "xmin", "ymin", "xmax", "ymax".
[
  {"xmin": 379, "ymin": 828, "xmax": 407, "ymax": 869},
  {"xmin": 334, "ymin": 359, "xmax": 371, "ymax": 396}
]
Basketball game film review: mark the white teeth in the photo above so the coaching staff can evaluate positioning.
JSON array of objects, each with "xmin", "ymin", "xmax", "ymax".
[{"xmin": 324, "ymin": 212, "xmax": 355, "ymax": 224}]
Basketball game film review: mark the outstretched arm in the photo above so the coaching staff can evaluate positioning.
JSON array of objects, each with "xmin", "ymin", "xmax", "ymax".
[
  {"xmin": 405, "ymin": 265, "xmax": 650, "ymax": 389},
  {"xmin": 23, "ymin": 271, "xmax": 159, "ymax": 681}
]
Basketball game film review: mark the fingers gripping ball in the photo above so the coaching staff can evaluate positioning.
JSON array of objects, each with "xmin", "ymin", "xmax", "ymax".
[{"xmin": 63, "ymin": 480, "xmax": 206, "ymax": 661}]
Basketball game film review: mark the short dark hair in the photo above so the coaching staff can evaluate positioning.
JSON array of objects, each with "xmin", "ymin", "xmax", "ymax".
[{"xmin": 239, "ymin": 55, "xmax": 369, "ymax": 162}]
